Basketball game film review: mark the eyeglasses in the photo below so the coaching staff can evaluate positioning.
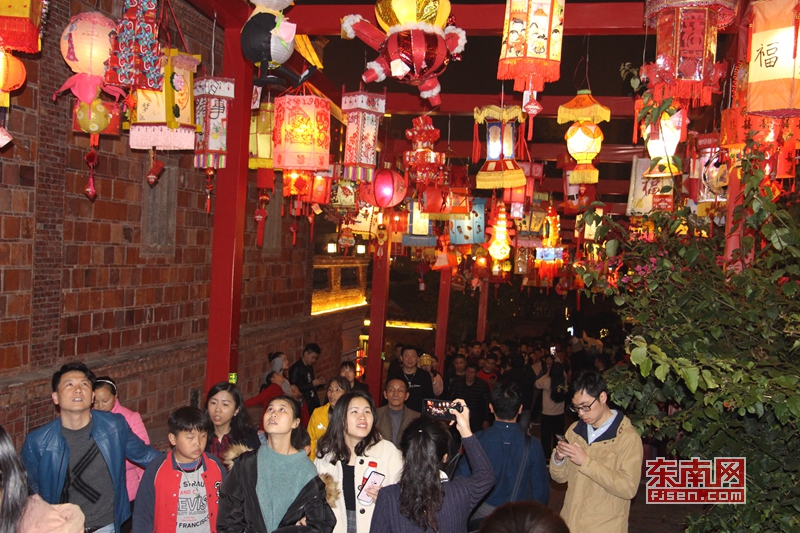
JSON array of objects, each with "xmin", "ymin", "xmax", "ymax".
[{"xmin": 569, "ymin": 396, "xmax": 598, "ymax": 414}]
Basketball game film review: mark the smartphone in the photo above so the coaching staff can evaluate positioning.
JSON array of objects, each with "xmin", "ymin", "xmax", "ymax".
[
  {"xmin": 423, "ymin": 399, "xmax": 456, "ymax": 421},
  {"xmin": 550, "ymin": 346, "xmax": 557, "ymax": 356},
  {"xmin": 356, "ymin": 470, "xmax": 385, "ymax": 505},
  {"xmin": 556, "ymin": 434, "xmax": 569, "ymax": 444}
]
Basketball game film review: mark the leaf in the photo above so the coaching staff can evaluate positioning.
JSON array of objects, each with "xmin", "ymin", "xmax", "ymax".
[
  {"xmin": 775, "ymin": 375, "xmax": 799, "ymax": 389},
  {"xmin": 606, "ymin": 239, "xmax": 619, "ymax": 257},
  {"xmin": 681, "ymin": 366, "xmax": 700, "ymax": 393},
  {"xmin": 702, "ymin": 369, "xmax": 719, "ymax": 389},
  {"xmin": 704, "ymin": 405, "xmax": 720, "ymax": 421},
  {"xmin": 639, "ymin": 357, "xmax": 653, "ymax": 377},
  {"xmin": 630, "ymin": 346, "xmax": 647, "ymax": 366},
  {"xmin": 655, "ymin": 363, "xmax": 670, "ymax": 382},
  {"xmin": 682, "ymin": 419, "xmax": 693, "ymax": 432},
  {"xmin": 787, "ymin": 396, "xmax": 800, "ymax": 419},
  {"xmin": 614, "ymin": 295, "xmax": 626, "ymax": 306}
]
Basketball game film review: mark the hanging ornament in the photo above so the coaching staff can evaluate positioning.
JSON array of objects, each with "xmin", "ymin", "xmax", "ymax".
[
  {"xmin": 342, "ymin": 88, "xmax": 386, "ymax": 182},
  {"xmin": 341, "ymin": 0, "xmax": 466, "ymax": 106},
  {"xmin": 473, "ymin": 105, "xmax": 527, "ymax": 189},
  {"xmin": 0, "ymin": 51, "xmax": 26, "ymax": 147},
  {"xmin": 403, "ymin": 115, "xmax": 446, "ymax": 183},
  {"xmin": 105, "ymin": 0, "xmax": 161, "ymax": 90},
  {"xmin": 83, "ymin": 149, "xmax": 98, "ymax": 200},
  {"xmin": 360, "ymin": 166, "xmax": 407, "ymax": 208},
  {"xmin": 249, "ymin": 101, "xmax": 275, "ymax": 169},
  {"xmin": 0, "ymin": 0, "xmax": 48, "ymax": 54},
  {"xmin": 254, "ymin": 168, "xmax": 275, "ymax": 248},
  {"xmin": 557, "ymin": 90, "xmax": 610, "ymax": 185},
  {"xmin": 497, "ymin": 0, "xmax": 564, "ymax": 94},
  {"xmin": 194, "ymin": 77, "xmax": 234, "ymax": 213},
  {"xmin": 488, "ymin": 202, "xmax": 512, "ymax": 261}
]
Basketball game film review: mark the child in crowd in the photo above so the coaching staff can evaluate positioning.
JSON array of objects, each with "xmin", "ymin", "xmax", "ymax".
[{"xmin": 133, "ymin": 407, "xmax": 226, "ymax": 533}]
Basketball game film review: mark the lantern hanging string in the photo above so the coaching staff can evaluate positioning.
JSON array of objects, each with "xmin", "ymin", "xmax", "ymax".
[
  {"xmin": 158, "ymin": 0, "xmax": 191, "ymax": 53},
  {"xmin": 211, "ymin": 12, "xmax": 217, "ymax": 76}
]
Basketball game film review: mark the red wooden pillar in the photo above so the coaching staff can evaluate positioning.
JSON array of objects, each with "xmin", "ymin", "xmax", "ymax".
[
  {"xmin": 206, "ymin": 30, "xmax": 253, "ymax": 392},
  {"xmin": 435, "ymin": 267, "xmax": 451, "ymax": 372},
  {"xmin": 476, "ymin": 279, "xmax": 489, "ymax": 342},
  {"xmin": 365, "ymin": 218, "xmax": 391, "ymax": 398}
]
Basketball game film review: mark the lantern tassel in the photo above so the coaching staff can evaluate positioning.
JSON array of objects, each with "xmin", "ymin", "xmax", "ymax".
[
  {"xmin": 516, "ymin": 121, "xmax": 526, "ymax": 159},
  {"xmin": 472, "ymin": 121, "xmax": 480, "ymax": 163},
  {"xmin": 255, "ymin": 207, "xmax": 267, "ymax": 248}
]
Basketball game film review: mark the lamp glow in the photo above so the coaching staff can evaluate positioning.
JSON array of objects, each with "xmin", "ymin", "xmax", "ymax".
[{"xmin": 488, "ymin": 202, "xmax": 512, "ymax": 262}]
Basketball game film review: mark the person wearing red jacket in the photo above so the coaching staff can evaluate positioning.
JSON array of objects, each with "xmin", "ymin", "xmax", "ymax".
[{"xmin": 133, "ymin": 407, "xmax": 226, "ymax": 532}]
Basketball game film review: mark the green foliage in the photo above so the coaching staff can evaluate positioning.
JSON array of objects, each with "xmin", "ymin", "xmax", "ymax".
[{"xmin": 579, "ymin": 138, "xmax": 800, "ymax": 532}]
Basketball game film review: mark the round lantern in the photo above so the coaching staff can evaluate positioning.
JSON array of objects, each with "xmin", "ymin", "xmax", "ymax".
[
  {"xmin": 360, "ymin": 168, "xmax": 407, "ymax": 208},
  {"xmin": 60, "ymin": 12, "xmax": 116, "ymax": 76},
  {"xmin": 75, "ymin": 98, "xmax": 112, "ymax": 134},
  {"xmin": 565, "ymin": 121, "xmax": 603, "ymax": 184},
  {"xmin": 375, "ymin": 0, "xmax": 451, "ymax": 31},
  {"xmin": 0, "ymin": 52, "xmax": 27, "ymax": 93}
]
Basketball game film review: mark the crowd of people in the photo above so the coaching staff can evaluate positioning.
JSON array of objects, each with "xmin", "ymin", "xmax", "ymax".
[{"xmin": 2, "ymin": 335, "xmax": 642, "ymax": 533}]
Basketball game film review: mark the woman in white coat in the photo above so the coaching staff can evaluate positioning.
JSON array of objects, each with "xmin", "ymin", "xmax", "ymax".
[{"xmin": 314, "ymin": 390, "xmax": 404, "ymax": 533}]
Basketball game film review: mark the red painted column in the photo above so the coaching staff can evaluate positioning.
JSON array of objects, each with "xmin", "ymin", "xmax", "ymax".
[
  {"xmin": 365, "ymin": 217, "xmax": 391, "ymax": 398},
  {"xmin": 435, "ymin": 268, "xmax": 451, "ymax": 371},
  {"xmin": 476, "ymin": 280, "xmax": 489, "ymax": 342},
  {"xmin": 206, "ymin": 29, "xmax": 253, "ymax": 392}
]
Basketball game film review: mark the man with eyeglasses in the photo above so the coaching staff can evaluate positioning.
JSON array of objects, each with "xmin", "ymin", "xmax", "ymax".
[{"xmin": 549, "ymin": 371, "xmax": 643, "ymax": 533}]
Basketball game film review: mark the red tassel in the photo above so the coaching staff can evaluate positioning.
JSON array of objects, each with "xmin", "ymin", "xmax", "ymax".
[
  {"xmin": 527, "ymin": 115, "xmax": 533, "ymax": 141},
  {"xmin": 516, "ymin": 122, "xmax": 526, "ymax": 158},
  {"xmin": 472, "ymin": 121, "xmax": 480, "ymax": 163}
]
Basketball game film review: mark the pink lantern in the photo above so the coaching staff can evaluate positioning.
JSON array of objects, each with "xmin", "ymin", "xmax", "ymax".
[
  {"xmin": 55, "ymin": 12, "xmax": 124, "ymax": 105},
  {"xmin": 273, "ymin": 92, "xmax": 331, "ymax": 174},
  {"xmin": 360, "ymin": 167, "xmax": 407, "ymax": 208}
]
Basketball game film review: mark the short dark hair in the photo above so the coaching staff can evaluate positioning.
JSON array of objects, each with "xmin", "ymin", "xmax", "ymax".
[
  {"xmin": 485, "ymin": 352, "xmax": 498, "ymax": 362},
  {"xmin": 340, "ymin": 360, "xmax": 356, "ymax": 372},
  {"xmin": 304, "ymin": 343, "xmax": 321, "ymax": 355},
  {"xmin": 569, "ymin": 370, "xmax": 607, "ymax": 399},
  {"xmin": 480, "ymin": 501, "xmax": 569, "ymax": 533},
  {"xmin": 94, "ymin": 376, "xmax": 117, "ymax": 395},
  {"xmin": 169, "ymin": 406, "xmax": 212, "ymax": 436},
  {"xmin": 52, "ymin": 362, "xmax": 96, "ymax": 392},
  {"xmin": 401, "ymin": 346, "xmax": 419, "ymax": 357},
  {"xmin": 452, "ymin": 353, "xmax": 466, "ymax": 361},
  {"xmin": 465, "ymin": 361, "xmax": 480, "ymax": 372},
  {"xmin": 384, "ymin": 378, "xmax": 407, "ymax": 392},
  {"xmin": 490, "ymin": 380, "xmax": 522, "ymax": 420}
]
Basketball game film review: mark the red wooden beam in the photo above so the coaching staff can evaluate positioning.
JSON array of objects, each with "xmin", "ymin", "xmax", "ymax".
[
  {"xmin": 538, "ymin": 177, "xmax": 631, "ymax": 195},
  {"xmin": 206, "ymin": 22, "xmax": 252, "ymax": 391},
  {"xmin": 365, "ymin": 217, "xmax": 391, "ymax": 398},
  {"xmin": 435, "ymin": 268, "xmax": 451, "ymax": 365},
  {"xmin": 286, "ymin": 3, "xmax": 649, "ymax": 36},
  {"xmin": 386, "ymin": 93, "xmax": 636, "ymax": 117}
]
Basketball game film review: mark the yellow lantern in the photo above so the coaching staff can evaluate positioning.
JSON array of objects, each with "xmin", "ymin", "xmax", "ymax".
[
  {"xmin": 558, "ymin": 90, "xmax": 610, "ymax": 184},
  {"xmin": 643, "ymin": 111, "xmax": 683, "ymax": 177},
  {"xmin": 488, "ymin": 202, "xmax": 512, "ymax": 262},
  {"xmin": 0, "ymin": 51, "xmax": 26, "ymax": 107},
  {"xmin": 474, "ymin": 105, "xmax": 527, "ymax": 189},
  {"xmin": 249, "ymin": 102, "xmax": 274, "ymax": 169}
]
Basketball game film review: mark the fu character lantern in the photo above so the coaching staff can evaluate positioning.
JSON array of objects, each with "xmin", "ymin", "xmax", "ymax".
[
  {"xmin": 641, "ymin": 0, "xmax": 736, "ymax": 107},
  {"xmin": 0, "ymin": 0, "xmax": 45, "ymax": 53},
  {"xmin": 342, "ymin": 89, "xmax": 385, "ymax": 182},
  {"xmin": 497, "ymin": 0, "xmax": 564, "ymax": 93},
  {"xmin": 130, "ymin": 49, "xmax": 201, "ymax": 151},
  {"xmin": 748, "ymin": 0, "xmax": 800, "ymax": 117},
  {"xmin": 473, "ymin": 105, "xmax": 526, "ymax": 189},
  {"xmin": 558, "ymin": 90, "xmax": 610, "ymax": 184}
]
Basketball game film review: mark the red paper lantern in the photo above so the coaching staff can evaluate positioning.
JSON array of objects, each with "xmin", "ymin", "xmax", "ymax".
[{"xmin": 360, "ymin": 168, "xmax": 407, "ymax": 208}]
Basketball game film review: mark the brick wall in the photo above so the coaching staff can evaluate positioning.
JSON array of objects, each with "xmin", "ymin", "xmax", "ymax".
[{"xmin": 0, "ymin": 0, "xmax": 367, "ymax": 448}]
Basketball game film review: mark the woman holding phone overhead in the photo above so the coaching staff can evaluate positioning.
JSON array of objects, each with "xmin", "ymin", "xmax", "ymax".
[
  {"xmin": 369, "ymin": 399, "xmax": 494, "ymax": 533},
  {"xmin": 314, "ymin": 390, "xmax": 404, "ymax": 533}
]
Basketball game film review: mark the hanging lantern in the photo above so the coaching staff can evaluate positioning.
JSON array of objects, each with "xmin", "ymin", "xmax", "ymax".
[
  {"xmin": 194, "ymin": 77, "xmax": 234, "ymax": 213},
  {"xmin": 558, "ymin": 90, "xmax": 610, "ymax": 185},
  {"xmin": 342, "ymin": 89, "xmax": 385, "ymax": 182},
  {"xmin": 533, "ymin": 205, "xmax": 563, "ymax": 283},
  {"xmin": 641, "ymin": 0, "xmax": 735, "ymax": 107},
  {"xmin": 0, "ymin": 0, "xmax": 47, "ymax": 53},
  {"xmin": 473, "ymin": 105, "xmax": 527, "ymax": 189},
  {"xmin": 249, "ymin": 102, "xmax": 274, "ymax": 169},
  {"xmin": 0, "ymin": 51, "xmax": 25, "ymax": 147},
  {"xmin": 748, "ymin": 0, "xmax": 800, "ymax": 117},
  {"xmin": 643, "ymin": 109, "xmax": 686, "ymax": 177},
  {"xmin": 404, "ymin": 115, "xmax": 446, "ymax": 184},
  {"xmin": 56, "ymin": 12, "xmax": 123, "ymax": 105},
  {"xmin": 105, "ymin": 0, "xmax": 161, "ymax": 90},
  {"xmin": 273, "ymin": 91, "xmax": 331, "ymax": 175},
  {"xmin": 360, "ymin": 167, "xmax": 407, "ymax": 208},
  {"xmin": 130, "ymin": 49, "xmax": 201, "ymax": 151},
  {"xmin": 497, "ymin": 0, "xmax": 564, "ymax": 104},
  {"xmin": 488, "ymin": 202, "xmax": 512, "ymax": 261},
  {"xmin": 450, "ymin": 197, "xmax": 485, "ymax": 244}
]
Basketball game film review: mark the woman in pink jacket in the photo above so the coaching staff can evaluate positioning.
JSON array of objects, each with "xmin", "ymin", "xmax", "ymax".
[{"xmin": 93, "ymin": 375, "xmax": 151, "ymax": 502}]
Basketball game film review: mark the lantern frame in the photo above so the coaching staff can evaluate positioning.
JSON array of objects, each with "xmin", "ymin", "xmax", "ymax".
[
  {"xmin": 273, "ymin": 92, "xmax": 331, "ymax": 174},
  {"xmin": 474, "ymin": 105, "xmax": 527, "ymax": 189},
  {"xmin": 194, "ymin": 77, "xmax": 235, "ymax": 171},
  {"xmin": 342, "ymin": 89, "xmax": 385, "ymax": 182}
]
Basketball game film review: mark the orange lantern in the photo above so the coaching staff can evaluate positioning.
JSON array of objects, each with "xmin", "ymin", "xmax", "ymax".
[
  {"xmin": 558, "ymin": 90, "xmax": 610, "ymax": 184},
  {"xmin": 0, "ymin": 0, "xmax": 45, "ymax": 54},
  {"xmin": 0, "ymin": 50, "xmax": 26, "ymax": 147},
  {"xmin": 497, "ymin": 0, "xmax": 564, "ymax": 93},
  {"xmin": 748, "ymin": 0, "xmax": 800, "ymax": 117},
  {"xmin": 488, "ymin": 202, "xmax": 512, "ymax": 262},
  {"xmin": 273, "ymin": 92, "xmax": 331, "ymax": 176}
]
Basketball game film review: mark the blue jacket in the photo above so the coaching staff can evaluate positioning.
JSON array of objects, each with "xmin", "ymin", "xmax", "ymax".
[
  {"xmin": 455, "ymin": 421, "xmax": 550, "ymax": 505},
  {"xmin": 21, "ymin": 410, "xmax": 160, "ymax": 533}
]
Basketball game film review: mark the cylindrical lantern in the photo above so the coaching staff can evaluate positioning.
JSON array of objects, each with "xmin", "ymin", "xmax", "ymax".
[
  {"xmin": 342, "ymin": 89, "xmax": 385, "ymax": 182},
  {"xmin": 748, "ymin": 0, "xmax": 800, "ymax": 117},
  {"xmin": 404, "ymin": 115, "xmax": 446, "ymax": 184},
  {"xmin": 0, "ymin": 0, "xmax": 45, "ymax": 53},
  {"xmin": 474, "ymin": 105, "xmax": 527, "ymax": 189},
  {"xmin": 273, "ymin": 93, "xmax": 331, "ymax": 174},
  {"xmin": 488, "ymin": 202, "xmax": 512, "ymax": 262},
  {"xmin": 194, "ymin": 77, "xmax": 235, "ymax": 172},
  {"xmin": 497, "ymin": 0, "xmax": 564, "ymax": 93},
  {"xmin": 643, "ymin": 111, "xmax": 683, "ymax": 177},
  {"xmin": 249, "ymin": 102, "xmax": 275, "ymax": 169},
  {"xmin": 57, "ymin": 12, "xmax": 117, "ymax": 105}
]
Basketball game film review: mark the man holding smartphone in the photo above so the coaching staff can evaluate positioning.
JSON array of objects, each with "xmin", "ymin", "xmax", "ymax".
[{"xmin": 549, "ymin": 371, "xmax": 643, "ymax": 533}]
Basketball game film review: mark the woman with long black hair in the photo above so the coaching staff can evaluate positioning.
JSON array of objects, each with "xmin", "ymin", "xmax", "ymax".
[
  {"xmin": 314, "ymin": 390, "xmax": 403, "ymax": 533},
  {"xmin": 369, "ymin": 400, "xmax": 494, "ymax": 533},
  {"xmin": 535, "ymin": 361, "xmax": 567, "ymax": 460},
  {"xmin": 205, "ymin": 382, "xmax": 260, "ymax": 463}
]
